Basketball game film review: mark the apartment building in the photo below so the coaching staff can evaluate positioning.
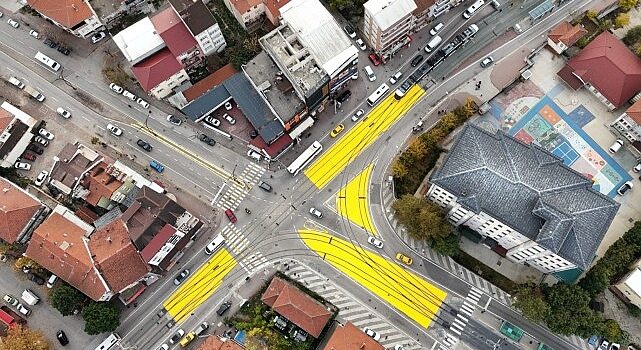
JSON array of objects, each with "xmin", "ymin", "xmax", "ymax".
[
  {"xmin": 363, "ymin": 0, "xmax": 417, "ymax": 62},
  {"xmin": 27, "ymin": 0, "xmax": 103, "ymax": 38}
]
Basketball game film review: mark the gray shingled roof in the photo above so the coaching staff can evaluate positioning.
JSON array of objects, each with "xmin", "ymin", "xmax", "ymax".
[{"xmin": 431, "ymin": 124, "xmax": 619, "ymax": 269}]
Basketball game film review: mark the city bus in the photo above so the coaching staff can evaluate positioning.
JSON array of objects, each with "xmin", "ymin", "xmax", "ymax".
[
  {"xmin": 287, "ymin": 141, "xmax": 323, "ymax": 176},
  {"xmin": 94, "ymin": 333, "xmax": 121, "ymax": 350},
  {"xmin": 367, "ymin": 83, "xmax": 390, "ymax": 106}
]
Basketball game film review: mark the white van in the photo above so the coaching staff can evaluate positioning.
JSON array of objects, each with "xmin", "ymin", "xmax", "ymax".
[
  {"xmin": 204, "ymin": 234, "xmax": 225, "ymax": 255},
  {"xmin": 247, "ymin": 149, "xmax": 262, "ymax": 161},
  {"xmin": 425, "ymin": 35, "xmax": 443, "ymax": 53},
  {"xmin": 463, "ymin": 0, "xmax": 485, "ymax": 18},
  {"xmin": 21, "ymin": 289, "xmax": 40, "ymax": 306},
  {"xmin": 609, "ymin": 139, "xmax": 623, "ymax": 153},
  {"xmin": 34, "ymin": 51, "xmax": 61, "ymax": 71},
  {"xmin": 430, "ymin": 23, "xmax": 444, "ymax": 36},
  {"xmin": 364, "ymin": 65, "xmax": 376, "ymax": 82}
]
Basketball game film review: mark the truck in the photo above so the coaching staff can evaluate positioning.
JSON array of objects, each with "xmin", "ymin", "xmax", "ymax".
[
  {"xmin": 24, "ymin": 86, "xmax": 45, "ymax": 102},
  {"xmin": 7, "ymin": 77, "xmax": 25, "ymax": 89},
  {"xmin": 21, "ymin": 289, "xmax": 40, "ymax": 306},
  {"xmin": 0, "ymin": 305, "xmax": 26, "ymax": 336}
]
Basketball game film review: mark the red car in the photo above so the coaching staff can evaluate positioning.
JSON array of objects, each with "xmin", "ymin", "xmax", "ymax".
[
  {"xmin": 21, "ymin": 152, "xmax": 37, "ymax": 161},
  {"xmin": 368, "ymin": 53, "xmax": 381, "ymax": 66},
  {"xmin": 225, "ymin": 209, "xmax": 237, "ymax": 223}
]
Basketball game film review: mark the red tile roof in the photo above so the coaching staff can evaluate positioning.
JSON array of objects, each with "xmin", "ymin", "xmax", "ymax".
[
  {"xmin": 413, "ymin": 0, "xmax": 436, "ymax": 13},
  {"xmin": 183, "ymin": 64, "xmax": 237, "ymax": 102},
  {"xmin": 131, "ymin": 48, "xmax": 183, "ymax": 92},
  {"xmin": 625, "ymin": 99, "xmax": 641, "ymax": 124},
  {"xmin": 89, "ymin": 219, "xmax": 149, "ymax": 294},
  {"xmin": 264, "ymin": 0, "xmax": 291, "ymax": 20},
  {"xmin": 197, "ymin": 336, "xmax": 245, "ymax": 350},
  {"xmin": 228, "ymin": 0, "xmax": 263, "ymax": 14},
  {"xmin": 0, "ymin": 109, "xmax": 12, "ymax": 131},
  {"xmin": 548, "ymin": 21, "xmax": 587, "ymax": 47},
  {"xmin": 151, "ymin": 7, "xmax": 198, "ymax": 57},
  {"xmin": 139, "ymin": 224, "xmax": 176, "ymax": 263},
  {"xmin": 557, "ymin": 32, "xmax": 641, "ymax": 108},
  {"xmin": 0, "ymin": 178, "xmax": 43, "ymax": 243},
  {"xmin": 322, "ymin": 322, "xmax": 385, "ymax": 350},
  {"xmin": 26, "ymin": 213, "xmax": 109, "ymax": 301},
  {"xmin": 261, "ymin": 277, "xmax": 332, "ymax": 337},
  {"xmin": 83, "ymin": 162, "xmax": 122, "ymax": 207},
  {"xmin": 27, "ymin": 0, "xmax": 94, "ymax": 28}
]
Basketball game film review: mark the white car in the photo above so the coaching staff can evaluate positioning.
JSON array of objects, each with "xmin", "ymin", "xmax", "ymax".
[
  {"xmin": 389, "ymin": 72, "xmax": 403, "ymax": 85},
  {"xmin": 158, "ymin": 345, "xmax": 169, "ymax": 350},
  {"xmin": 480, "ymin": 56, "xmax": 494, "ymax": 68},
  {"xmin": 56, "ymin": 107, "xmax": 71, "ymax": 119},
  {"xmin": 166, "ymin": 115, "xmax": 182, "ymax": 126},
  {"xmin": 7, "ymin": 19, "xmax": 19, "ymax": 28},
  {"xmin": 15, "ymin": 162, "xmax": 31, "ymax": 171},
  {"xmin": 34, "ymin": 170, "xmax": 48, "ymax": 187},
  {"xmin": 91, "ymin": 31, "xmax": 106, "ymax": 44},
  {"xmin": 367, "ymin": 236, "xmax": 384, "ymax": 249},
  {"xmin": 351, "ymin": 109, "xmax": 365, "ymax": 122},
  {"xmin": 122, "ymin": 90, "xmax": 137, "ymax": 101},
  {"xmin": 223, "ymin": 113, "xmax": 236, "ymax": 125},
  {"xmin": 224, "ymin": 101, "xmax": 233, "ymax": 110},
  {"xmin": 309, "ymin": 207, "xmax": 323, "ymax": 219},
  {"xmin": 29, "ymin": 30, "xmax": 39, "ymax": 38},
  {"xmin": 610, "ymin": 343, "xmax": 621, "ymax": 350},
  {"xmin": 356, "ymin": 38, "xmax": 367, "ymax": 51},
  {"xmin": 633, "ymin": 162, "xmax": 641, "ymax": 173},
  {"xmin": 363, "ymin": 327, "xmax": 381, "ymax": 341},
  {"xmin": 137, "ymin": 98, "xmax": 150, "ymax": 109},
  {"xmin": 3, "ymin": 294, "xmax": 18, "ymax": 307},
  {"xmin": 38, "ymin": 128, "xmax": 54, "ymax": 140},
  {"xmin": 16, "ymin": 303, "xmax": 31, "ymax": 316},
  {"xmin": 204, "ymin": 116, "xmax": 220, "ymax": 127},
  {"xmin": 169, "ymin": 329, "xmax": 185, "ymax": 344},
  {"xmin": 107, "ymin": 123, "xmax": 123, "ymax": 136},
  {"xmin": 109, "ymin": 83, "xmax": 124, "ymax": 94},
  {"xmin": 394, "ymin": 345, "xmax": 405, "ymax": 350},
  {"xmin": 33, "ymin": 136, "xmax": 49, "ymax": 147}
]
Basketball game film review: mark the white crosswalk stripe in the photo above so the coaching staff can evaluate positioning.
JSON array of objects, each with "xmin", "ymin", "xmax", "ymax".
[
  {"xmin": 281, "ymin": 262, "xmax": 425, "ymax": 350},
  {"xmin": 219, "ymin": 224, "xmax": 267, "ymax": 273},
  {"xmin": 216, "ymin": 163, "xmax": 265, "ymax": 210}
]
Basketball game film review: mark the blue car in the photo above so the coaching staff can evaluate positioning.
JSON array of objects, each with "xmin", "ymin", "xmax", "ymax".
[{"xmin": 150, "ymin": 160, "xmax": 164, "ymax": 173}]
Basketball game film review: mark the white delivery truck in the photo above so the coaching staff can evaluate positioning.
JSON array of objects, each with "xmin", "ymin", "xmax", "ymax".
[{"xmin": 21, "ymin": 289, "xmax": 40, "ymax": 306}]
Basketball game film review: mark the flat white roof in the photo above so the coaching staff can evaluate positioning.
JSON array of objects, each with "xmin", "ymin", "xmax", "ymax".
[
  {"xmin": 113, "ymin": 17, "xmax": 166, "ymax": 65},
  {"xmin": 363, "ymin": 0, "xmax": 417, "ymax": 31},
  {"xmin": 280, "ymin": 0, "xmax": 358, "ymax": 77},
  {"xmin": 625, "ymin": 267, "xmax": 641, "ymax": 295}
]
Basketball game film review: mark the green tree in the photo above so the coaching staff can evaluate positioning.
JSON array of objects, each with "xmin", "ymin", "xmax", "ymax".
[
  {"xmin": 407, "ymin": 138, "xmax": 427, "ymax": 159},
  {"xmin": 82, "ymin": 302, "xmax": 121, "ymax": 335},
  {"xmin": 430, "ymin": 234, "xmax": 459, "ymax": 256},
  {"xmin": 615, "ymin": 13, "xmax": 630, "ymax": 28},
  {"xmin": 623, "ymin": 25, "xmax": 641, "ymax": 45},
  {"xmin": 544, "ymin": 284, "xmax": 599, "ymax": 336},
  {"xmin": 392, "ymin": 195, "xmax": 452, "ymax": 241},
  {"xmin": 619, "ymin": 0, "xmax": 638, "ymax": 11},
  {"xmin": 0, "ymin": 326, "xmax": 50, "ymax": 350},
  {"xmin": 578, "ymin": 265, "xmax": 611, "ymax": 297},
  {"xmin": 598, "ymin": 319, "xmax": 624, "ymax": 343},
  {"xmin": 392, "ymin": 160, "xmax": 409, "ymax": 178},
  {"xmin": 51, "ymin": 284, "xmax": 86, "ymax": 316},
  {"xmin": 512, "ymin": 284, "xmax": 550, "ymax": 322},
  {"xmin": 586, "ymin": 9, "xmax": 598, "ymax": 21}
]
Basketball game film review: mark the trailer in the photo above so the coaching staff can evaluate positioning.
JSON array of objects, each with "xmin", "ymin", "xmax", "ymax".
[{"xmin": 0, "ymin": 305, "xmax": 26, "ymax": 336}]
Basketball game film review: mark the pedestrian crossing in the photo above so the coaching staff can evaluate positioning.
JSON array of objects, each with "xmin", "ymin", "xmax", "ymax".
[
  {"xmin": 281, "ymin": 262, "xmax": 427, "ymax": 350},
  {"xmin": 440, "ymin": 288, "xmax": 482, "ymax": 350},
  {"xmin": 216, "ymin": 163, "xmax": 265, "ymax": 210},
  {"xmin": 220, "ymin": 224, "xmax": 268, "ymax": 273}
]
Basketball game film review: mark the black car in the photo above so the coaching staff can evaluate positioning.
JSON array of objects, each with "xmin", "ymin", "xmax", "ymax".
[
  {"xmin": 44, "ymin": 37, "xmax": 57, "ymax": 48},
  {"xmin": 250, "ymin": 130, "xmax": 258, "ymax": 139},
  {"xmin": 27, "ymin": 143, "xmax": 44, "ymax": 155},
  {"xmin": 199, "ymin": 134, "xmax": 216, "ymax": 146},
  {"xmin": 29, "ymin": 273, "xmax": 45, "ymax": 285},
  {"xmin": 57, "ymin": 330, "xmax": 69, "ymax": 346},
  {"xmin": 411, "ymin": 55, "xmax": 424, "ymax": 67},
  {"xmin": 57, "ymin": 46, "xmax": 71, "ymax": 55},
  {"xmin": 217, "ymin": 300, "xmax": 232, "ymax": 316},
  {"xmin": 136, "ymin": 139, "xmax": 152, "ymax": 152},
  {"xmin": 336, "ymin": 90, "xmax": 352, "ymax": 103}
]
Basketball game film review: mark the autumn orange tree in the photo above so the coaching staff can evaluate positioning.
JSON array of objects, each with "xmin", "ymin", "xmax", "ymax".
[{"xmin": 0, "ymin": 326, "xmax": 50, "ymax": 350}]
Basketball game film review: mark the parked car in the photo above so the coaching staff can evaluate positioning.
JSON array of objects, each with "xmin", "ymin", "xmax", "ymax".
[
  {"xmin": 56, "ymin": 330, "xmax": 69, "ymax": 346},
  {"xmin": 3, "ymin": 294, "xmax": 18, "ymax": 307},
  {"xmin": 368, "ymin": 53, "xmax": 381, "ymax": 66},
  {"xmin": 389, "ymin": 72, "xmax": 403, "ymax": 85},
  {"xmin": 223, "ymin": 113, "xmax": 236, "ymax": 124},
  {"xmin": 56, "ymin": 107, "xmax": 71, "ymax": 119},
  {"xmin": 107, "ymin": 123, "xmax": 122, "ymax": 136},
  {"xmin": 33, "ymin": 136, "xmax": 48, "ymax": 147},
  {"xmin": 309, "ymin": 207, "xmax": 322, "ymax": 219},
  {"xmin": 344, "ymin": 24, "xmax": 356, "ymax": 39},
  {"xmin": 29, "ymin": 30, "xmax": 39, "ymax": 38},
  {"xmin": 430, "ymin": 22, "xmax": 444, "ymax": 36},
  {"xmin": 367, "ymin": 236, "xmax": 384, "ymax": 249},
  {"xmin": 149, "ymin": 160, "xmax": 165, "ymax": 173},
  {"xmin": 35, "ymin": 170, "xmax": 48, "ymax": 186},
  {"xmin": 250, "ymin": 130, "xmax": 258, "ymax": 139},
  {"xmin": 166, "ymin": 114, "xmax": 182, "ymax": 126},
  {"xmin": 411, "ymin": 55, "xmax": 424, "ymax": 67},
  {"xmin": 15, "ymin": 162, "xmax": 31, "ymax": 171},
  {"xmin": 44, "ymin": 37, "xmax": 57, "ymax": 48},
  {"xmin": 173, "ymin": 270, "xmax": 190, "ymax": 285},
  {"xmin": 21, "ymin": 152, "xmax": 36, "ymax": 161},
  {"xmin": 351, "ymin": 109, "xmax": 365, "ymax": 122},
  {"xmin": 363, "ymin": 327, "xmax": 381, "ymax": 341},
  {"xmin": 225, "ymin": 209, "xmax": 237, "ymax": 223},
  {"xmin": 599, "ymin": 341, "xmax": 610, "ymax": 350},
  {"xmin": 258, "ymin": 181, "xmax": 272, "ymax": 192},
  {"xmin": 158, "ymin": 344, "xmax": 169, "ymax": 350},
  {"xmin": 179, "ymin": 332, "xmax": 196, "ymax": 347},
  {"xmin": 395, "ymin": 252, "xmax": 413, "ymax": 265},
  {"xmin": 199, "ymin": 134, "xmax": 216, "ymax": 146},
  {"xmin": 609, "ymin": 343, "xmax": 621, "ymax": 350},
  {"xmin": 136, "ymin": 139, "xmax": 152, "ymax": 152},
  {"xmin": 609, "ymin": 139, "xmax": 623, "ymax": 153},
  {"xmin": 204, "ymin": 116, "xmax": 220, "ymax": 127},
  {"xmin": 122, "ymin": 90, "xmax": 137, "ymax": 101},
  {"xmin": 136, "ymin": 98, "xmax": 150, "ymax": 109},
  {"xmin": 169, "ymin": 329, "xmax": 185, "ymax": 344},
  {"xmin": 336, "ymin": 90, "xmax": 352, "ymax": 103},
  {"xmin": 90, "ymin": 31, "xmax": 106, "ymax": 44},
  {"xmin": 194, "ymin": 321, "xmax": 209, "ymax": 335},
  {"xmin": 29, "ymin": 273, "xmax": 45, "ymax": 285},
  {"xmin": 27, "ymin": 143, "xmax": 44, "ymax": 154},
  {"xmin": 38, "ymin": 128, "xmax": 54, "ymax": 140},
  {"xmin": 109, "ymin": 83, "xmax": 124, "ymax": 94},
  {"xmin": 634, "ymin": 161, "xmax": 641, "ymax": 173},
  {"xmin": 355, "ymin": 38, "xmax": 366, "ymax": 50},
  {"xmin": 216, "ymin": 301, "xmax": 232, "ymax": 316},
  {"xmin": 224, "ymin": 101, "xmax": 233, "ymax": 110},
  {"xmin": 480, "ymin": 56, "xmax": 494, "ymax": 68},
  {"xmin": 617, "ymin": 181, "xmax": 633, "ymax": 196},
  {"xmin": 16, "ymin": 303, "xmax": 31, "ymax": 316},
  {"xmin": 56, "ymin": 46, "xmax": 71, "ymax": 55},
  {"xmin": 330, "ymin": 124, "xmax": 345, "ymax": 137},
  {"xmin": 7, "ymin": 19, "xmax": 19, "ymax": 28}
]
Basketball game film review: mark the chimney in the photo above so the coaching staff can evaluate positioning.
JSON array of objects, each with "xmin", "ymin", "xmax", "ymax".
[
  {"xmin": 359, "ymin": 344, "xmax": 366, "ymax": 349},
  {"xmin": 107, "ymin": 236, "xmax": 112, "ymax": 243},
  {"xmin": 2, "ymin": 188, "xmax": 8, "ymax": 193},
  {"xmin": 72, "ymin": 4, "xmax": 78, "ymax": 11}
]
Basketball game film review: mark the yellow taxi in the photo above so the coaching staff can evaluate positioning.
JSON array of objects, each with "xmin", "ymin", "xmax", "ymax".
[
  {"xmin": 330, "ymin": 124, "xmax": 345, "ymax": 137},
  {"xmin": 395, "ymin": 252, "xmax": 413, "ymax": 266},
  {"xmin": 179, "ymin": 332, "xmax": 196, "ymax": 347}
]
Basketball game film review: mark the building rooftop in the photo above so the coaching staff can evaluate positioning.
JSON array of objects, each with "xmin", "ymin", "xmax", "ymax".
[
  {"xmin": 183, "ymin": 64, "xmax": 237, "ymax": 102},
  {"xmin": 168, "ymin": 0, "xmax": 217, "ymax": 35},
  {"xmin": 244, "ymin": 52, "xmax": 305, "ymax": 122},
  {"xmin": 0, "ymin": 178, "xmax": 43, "ymax": 243},
  {"xmin": 430, "ymin": 124, "xmax": 620, "ymax": 270},
  {"xmin": 625, "ymin": 99, "xmax": 641, "ymax": 124},
  {"xmin": 131, "ymin": 48, "xmax": 183, "ymax": 92},
  {"xmin": 261, "ymin": 277, "xmax": 332, "ymax": 337},
  {"xmin": 548, "ymin": 21, "xmax": 587, "ymax": 47},
  {"xmin": 623, "ymin": 266, "xmax": 641, "ymax": 296},
  {"xmin": 50, "ymin": 143, "xmax": 103, "ymax": 195},
  {"xmin": 82, "ymin": 161, "xmax": 123, "ymax": 207},
  {"xmin": 363, "ymin": 0, "xmax": 417, "ymax": 31},
  {"xmin": 113, "ymin": 17, "xmax": 166, "ymax": 65},
  {"xmin": 557, "ymin": 31, "xmax": 641, "ymax": 108},
  {"xmin": 322, "ymin": 322, "xmax": 385, "ymax": 350},
  {"xmin": 27, "ymin": 0, "xmax": 94, "ymax": 28},
  {"xmin": 151, "ymin": 7, "xmax": 198, "ymax": 57}
]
